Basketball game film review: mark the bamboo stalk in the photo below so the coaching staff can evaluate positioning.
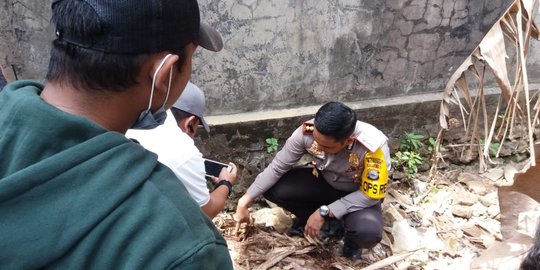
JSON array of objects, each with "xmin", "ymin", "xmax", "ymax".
[{"xmin": 516, "ymin": 0, "xmax": 536, "ymax": 165}]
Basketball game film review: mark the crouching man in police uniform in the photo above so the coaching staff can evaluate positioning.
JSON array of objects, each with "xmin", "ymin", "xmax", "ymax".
[{"xmin": 234, "ymin": 101, "xmax": 391, "ymax": 260}]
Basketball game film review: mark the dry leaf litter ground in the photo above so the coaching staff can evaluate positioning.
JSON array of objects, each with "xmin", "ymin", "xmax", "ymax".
[{"xmin": 212, "ymin": 157, "xmax": 539, "ymax": 270}]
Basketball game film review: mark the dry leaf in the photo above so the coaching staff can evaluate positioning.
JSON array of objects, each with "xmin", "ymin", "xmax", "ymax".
[
  {"xmin": 498, "ymin": 189, "xmax": 538, "ymax": 239},
  {"xmin": 437, "ymin": 0, "xmax": 539, "ymax": 172},
  {"xmin": 503, "ymin": 143, "xmax": 540, "ymax": 202},
  {"xmin": 470, "ymin": 232, "xmax": 533, "ymax": 269},
  {"xmin": 498, "ymin": 143, "xmax": 540, "ymax": 239},
  {"xmin": 442, "ymin": 237, "xmax": 459, "ymax": 257}
]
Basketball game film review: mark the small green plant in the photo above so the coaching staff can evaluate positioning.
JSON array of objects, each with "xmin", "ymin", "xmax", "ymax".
[
  {"xmin": 489, "ymin": 143, "xmax": 500, "ymax": 157},
  {"xmin": 399, "ymin": 132, "xmax": 424, "ymax": 152},
  {"xmin": 480, "ymin": 139, "xmax": 500, "ymax": 157},
  {"xmin": 427, "ymin": 137, "xmax": 436, "ymax": 153},
  {"xmin": 265, "ymin": 137, "xmax": 279, "ymax": 153},
  {"xmin": 392, "ymin": 151, "xmax": 423, "ymax": 178},
  {"xmin": 392, "ymin": 132, "xmax": 435, "ymax": 179}
]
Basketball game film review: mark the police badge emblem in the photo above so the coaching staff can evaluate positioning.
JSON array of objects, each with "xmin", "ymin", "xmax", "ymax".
[
  {"xmin": 348, "ymin": 152, "xmax": 360, "ymax": 168},
  {"xmin": 308, "ymin": 141, "xmax": 324, "ymax": 159},
  {"xmin": 348, "ymin": 153, "xmax": 362, "ymax": 183},
  {"xmin": 303, "ymin": 122, "xmax": 315, "ymax": 134}
]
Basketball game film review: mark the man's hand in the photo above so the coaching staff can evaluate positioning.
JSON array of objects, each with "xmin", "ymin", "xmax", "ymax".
[
  {"xmin": 234, "ymin": 205, "xmax": 250, "ymax": 224},
  {"xmin": 218, "ymin": 163, "xmax": 237, "ymax": 185},
  {"xmin": 203, "ymin": 163, "xmax": 238, "ymax": 219},
  {"xmin": 233, "ymin": 195, "xmax": 253, "ymax": 235},
  {"xmin": 304, "ymin": 210, "xmax": 326, "ymax": 239}
]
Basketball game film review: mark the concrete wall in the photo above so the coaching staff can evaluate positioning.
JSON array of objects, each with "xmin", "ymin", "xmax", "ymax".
[
  {"xmin": 0, "ymin": 1, "xmax": 53, "ymax": 83},
  {"xmin": 1, "ymin": 0, "xmax": 538, "ymax": 116},
  {"xmin": 195, "ymin": 0, "xmax": 524, "ymax": 115}
]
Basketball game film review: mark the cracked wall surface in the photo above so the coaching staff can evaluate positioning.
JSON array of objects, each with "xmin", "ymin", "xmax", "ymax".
[
  {"xmin": 0, "ymin": 1, "xmax": 53, "ymax": 83},
  {"xmin": 1, "ymin": 0, "xmax": 538, "ymax": 116}
]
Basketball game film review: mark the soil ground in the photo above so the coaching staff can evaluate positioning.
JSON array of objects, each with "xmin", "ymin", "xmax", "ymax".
[{"xmin": 212, "ymin": 157, "xmax": 534, "ymax": 270}]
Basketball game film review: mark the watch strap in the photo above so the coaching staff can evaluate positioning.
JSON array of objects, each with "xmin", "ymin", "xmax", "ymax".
[{"xmin": 217, "ymin": 179, "xmax": 232, "ymax": 198}]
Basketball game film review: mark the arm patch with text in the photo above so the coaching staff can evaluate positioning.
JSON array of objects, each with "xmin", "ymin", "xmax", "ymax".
[{"xmin": 360, "ymin": 147, "xmax": 388, "ymax": 199}]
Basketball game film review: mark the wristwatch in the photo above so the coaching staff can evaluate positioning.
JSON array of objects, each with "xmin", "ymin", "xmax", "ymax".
[
  {"xmin": 217, "ymin": 179, "xmax": 233, "ymax": 199},
  {"xmin": 319, "ymin": 205, "xmax": 330, "ymax": 218}
]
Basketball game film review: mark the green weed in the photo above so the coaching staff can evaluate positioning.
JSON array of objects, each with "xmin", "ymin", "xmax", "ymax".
[
  {"xmin": 400, "ymin": 132, "xmax": 424, "ymax": 152},
  {"xmin": 265, "ymin": 137, "xmax": 279, "ymax": 153}
]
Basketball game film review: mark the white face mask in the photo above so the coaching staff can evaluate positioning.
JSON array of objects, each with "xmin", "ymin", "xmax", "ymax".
[{"xmin": 131, "ymin": 54, "xmax": 173, "ymax": 129}]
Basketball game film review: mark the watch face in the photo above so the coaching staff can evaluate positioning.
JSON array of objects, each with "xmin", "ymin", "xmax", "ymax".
[{"xmin": 320, "ymin": 206, "xmax": 329, "ymax": 217}]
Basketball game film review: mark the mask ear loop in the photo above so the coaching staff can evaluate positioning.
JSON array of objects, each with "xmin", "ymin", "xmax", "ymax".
[
  {"xmin": 147, "ymin": 54, "xmax": 173, "ymax": 111},
  {"xmin": 162, "ymin": 64, "xmax": 173, "ymax": 107}
]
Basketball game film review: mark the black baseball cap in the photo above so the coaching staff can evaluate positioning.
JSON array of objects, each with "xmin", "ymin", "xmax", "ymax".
[{"xmin": 52, "ymin": 0, "xmax": 223, "ymax": 54}]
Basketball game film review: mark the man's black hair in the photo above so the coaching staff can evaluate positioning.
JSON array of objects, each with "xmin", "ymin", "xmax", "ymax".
[
  {"xmin": 521, "ymin": 222, "xmax": 540, "ymax": 270},
  {"xmin": 314, "ymin": 102, "xmax": 357, "ymax": 142},
  {"xmin": 46, "ymin": 0, "xmax": 186, "ymax": 92},
  {"xmin": 171, "ymin": 107, "xmax": 195, "ymax": 122}
]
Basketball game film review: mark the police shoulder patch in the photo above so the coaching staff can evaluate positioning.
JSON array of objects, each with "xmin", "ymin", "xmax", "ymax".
[
  {"xmin": 355, "ymin": 122, "xmax": 387, "ymax": 152},
  {"xmin": 303, "ymin": 122, "xmax": 315, "ymax": 134}
]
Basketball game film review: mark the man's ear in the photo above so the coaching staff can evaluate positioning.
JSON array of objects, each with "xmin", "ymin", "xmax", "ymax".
[
  {"xmin": 151, "ymin": 54, "xmax": 179, "ymax": 96},
  {"xmin": 187, "ymin": 115, "xmax": 198, "ymax": 125},
  {"xmin": 345, "ymin": 137, "xmax": 355, "ymax": 146},
  {"xmin": 178, "ymin": 116, "xmax": 198, "ymax": 136}
]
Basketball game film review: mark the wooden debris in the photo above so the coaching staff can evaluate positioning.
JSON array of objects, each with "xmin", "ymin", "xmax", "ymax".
[
  {"xmin": 362, "ymin": 251, "xmax": 417, "ymax": 270},
  {"xmin": 254, "ymin": 247, "xmax": 297, "ymax": 270},
  {"xmin": 329, "ymin": 263, "xmax": 355, "ymax": 270},
  {"xmin": 212, "ymin": 158, "xmax": 533, "ymax": 269}
]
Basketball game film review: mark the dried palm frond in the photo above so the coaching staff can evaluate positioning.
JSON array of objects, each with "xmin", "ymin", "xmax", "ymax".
[{"xmin": 436, "ymin": 0, "xmax": 539, "ymax": 173}]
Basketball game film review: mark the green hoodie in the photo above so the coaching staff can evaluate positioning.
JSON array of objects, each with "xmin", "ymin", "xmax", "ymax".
[{"xmin": 0, "ymin": 81, "xmax": 233, "ymax": 269}]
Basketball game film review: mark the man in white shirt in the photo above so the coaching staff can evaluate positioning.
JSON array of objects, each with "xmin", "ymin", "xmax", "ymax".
[{"xmin": 127, "ymin": 82, "xmax": 237, "ymax": 218}]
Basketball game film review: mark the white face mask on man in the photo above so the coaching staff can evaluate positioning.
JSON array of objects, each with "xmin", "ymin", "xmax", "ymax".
[{"xmin": 131, "ymin": 54, "xmax": 173, "ymax": 130}]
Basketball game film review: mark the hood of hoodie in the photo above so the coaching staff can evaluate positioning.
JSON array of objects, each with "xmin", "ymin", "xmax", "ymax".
[{"xmin": 0, "ymin": 81, "xmax": 164, "ymax": 268}]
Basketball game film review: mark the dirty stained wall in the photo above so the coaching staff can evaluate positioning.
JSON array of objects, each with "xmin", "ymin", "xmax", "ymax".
[{"xmin": 1, "ymin": 0, "xmax": 538, "ymax": 117}]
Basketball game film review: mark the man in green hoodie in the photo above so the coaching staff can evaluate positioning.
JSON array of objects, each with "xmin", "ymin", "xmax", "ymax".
[{"xmin": 0, "ymin": 0, "xmax": 232, "ymax": 269}]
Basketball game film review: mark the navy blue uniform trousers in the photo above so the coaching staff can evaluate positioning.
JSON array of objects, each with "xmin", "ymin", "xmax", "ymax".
[{"xmin": 264, "ymin": 168, "xmax": 383, "ymax": 249}]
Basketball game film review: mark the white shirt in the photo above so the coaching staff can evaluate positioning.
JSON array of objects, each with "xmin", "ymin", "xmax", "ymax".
[{"xmin": 125, "ymin": 110, "xmax": 211, "ymax": 206}]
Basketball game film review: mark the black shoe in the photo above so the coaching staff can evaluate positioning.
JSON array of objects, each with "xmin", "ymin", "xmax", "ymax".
[
  {"xmin": 287, "ymin": 219, "xmax": 306, "ymax": 237},
  {"xmin": 342, "ymin": 244, "xmax": 362, "ymax": 260}
]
